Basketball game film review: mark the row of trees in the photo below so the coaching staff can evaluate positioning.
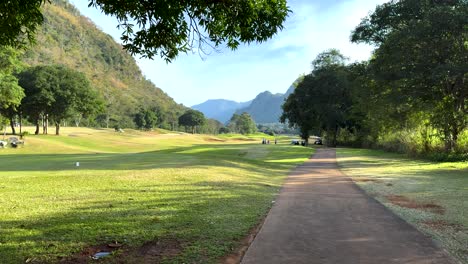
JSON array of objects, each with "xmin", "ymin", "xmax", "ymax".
[
  {"xmin": 131, "ymin": 107, "xmax": 258, "ymax": 136},
  {"xmin": 282, "ymin": 0, "xmax": 467, "ymax": 156},
  {"xmin": 0, "ymin": 63, "xmax": 103, "ymax": 135},
  {"xmin": 0, "ymin": 46, "xmax": 259, "ymax": 137}
]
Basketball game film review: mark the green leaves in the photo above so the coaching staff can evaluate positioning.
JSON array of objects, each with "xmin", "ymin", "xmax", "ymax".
[
  {"xmin": 88, "ymin": 0, "xmax": 290, "ymax": 61},
  {"xmin": 228, "ymin": 112, "xmax": 257, "ymax": 135},
  {"xmin": 351, "ymin": 0, "xmax": 467, "ymax": 151},
  {"xmin": 179, "ymin": 109, "xmax": 206, "ymax": 133},
  {"xmin": 18, "ymin": 65, "xmax": 103, "ymax": 134},
  {"xmin": 282, "ymin": 50, "xmax": 352, "ymax": 146},
  {"xmin": 0, "ymin": 0, "xmax": 49, "ymax": 48}
]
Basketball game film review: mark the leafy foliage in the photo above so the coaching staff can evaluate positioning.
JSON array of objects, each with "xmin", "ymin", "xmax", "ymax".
[
  {"xmin": 228, "ymin": 112, "xmax": 257, "ymax": 135},
  {"xmin": 88, "ymin": 0, "xmax": 290, "ymax": 61},
  {"xmin": 351, "ymin": 0, "xmax": 468, "ymax": 151},
  {"xmin": 281, "ymin": 50, "xmax": 351, "ymax": 146},
  {"xmin": 178, "ymin": 109, "xmax": 206, "ymax": 134},
  {"xmin": 18, "ymin": 65, "xmax": 103, "ymax": 135},
  {"xmin": 1, "ymin": 0, "xmax": 289, "ymax": 62},
  {"xmin": 0, "ymin": 47, "xmax": 25, "ymax": 109},
  {"xmin": 134, "ymin": 108, "xmax": 158, "ymax": 130},
  {"xmin": 0, "ymin": 0, "xmax": 47, "ymax": 48}
]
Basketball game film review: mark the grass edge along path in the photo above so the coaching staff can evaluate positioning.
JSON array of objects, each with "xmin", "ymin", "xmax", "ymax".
[
  {"xmin": 336, "ymin": 148, "xmax": 468, "ymax": 264},
  {"xmin": 0, "ymin": 127, "xmax": 314, "ymax": 263}
]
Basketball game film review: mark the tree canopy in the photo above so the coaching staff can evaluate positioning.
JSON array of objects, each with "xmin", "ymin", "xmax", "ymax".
[
  {"xmin": 179, "ymin": 109, "xmax": 206, "ymax": 134},
  {"xmin": 351, "ymin": 0, "xmax": 468, "ymax": 151},
  {"xmin": 0, "ymin": 0, "xmax": 47, "ymax": 48},
  {"xmin": 134, "ymin": 108, "xmax": 158, "ymax": 130},
  {"xmin": 281, "ymin": 49, "xmax": 351, "ymax": 146},
  {"xmin": 228, "ymin": 112, "xmax": 257, "ymax": 135},
  {"xmin": 1, "ymin": 0, "xmax": 290, "ymax": 62},
  {"xmin": 18, "ymin": 65, "xmax": 103, "ymax": 135}
]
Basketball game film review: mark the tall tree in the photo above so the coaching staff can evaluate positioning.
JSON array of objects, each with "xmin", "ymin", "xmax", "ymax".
[
  {"xmin": 0, "ymin": 47, "xmax": 25, "ymax": 135},
  {"xmin": 281, "ymin": 49, "xmax": 352, "ymax": 147},
  {"xmin": 134, "ymin": 108, "xmax": 158, "ymax": 130},
  {"xmin": 351, "ymin": 0, "xmax": 468, "ymax": 151},
  {"xmin": 178, "ymin": 109, "xmax": 206, "ymax": 134},
  {"xmin": 228, "ymin": 112, "xmax": 257, "ymax": 135},
  {"xmin": 1, "ymin": 0, "xmax": 289, "ymax": 62},
  {"xmin": 18, "ymin": 65, "xmax": 103, "ymax": 135}
]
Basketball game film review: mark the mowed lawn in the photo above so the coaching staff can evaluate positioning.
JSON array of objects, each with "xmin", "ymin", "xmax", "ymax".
[
  {"xmin": 336, "ymin": 148, "xmax": 468, "ymax": 264},
  {"xmin": 0, "ymin": 127, "xmax": 313, "ymax": 263}
]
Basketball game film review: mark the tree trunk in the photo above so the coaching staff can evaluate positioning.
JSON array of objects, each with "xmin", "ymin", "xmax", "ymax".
[
  {"xmin": 55, "ymin": 123, "xmax": 60, "ymax": 135},
  {"xmin": 9, "ymin": 117, "xmax": 16, "ymax": 135},
  {"xmin": 19, "ymin": 113, "xmax": 22, "ymax": 134},
  {"xmin": 35, "ymin": 118, "xmax": 40, "ymax": 135},
  {"xmin": 106, "ymin": 113, "xmax": 110, "ymax": 129},
  {"xmin": 45, "ymin": 114, "xmax": 49, "ymax": 134}
]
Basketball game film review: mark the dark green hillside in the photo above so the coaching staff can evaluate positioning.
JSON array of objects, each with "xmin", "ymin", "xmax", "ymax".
[{"xmin": 21, "ymin": 0, "xmax": 186, "ymax": 128}]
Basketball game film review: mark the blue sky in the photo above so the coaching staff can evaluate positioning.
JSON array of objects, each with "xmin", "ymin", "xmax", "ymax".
[{"xmin": 70, "ymin": 0, "xmax": 386, "ymax": 106}]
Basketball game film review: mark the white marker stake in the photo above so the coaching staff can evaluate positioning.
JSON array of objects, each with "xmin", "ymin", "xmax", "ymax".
[{"xmin": 76, "ymin": 162, "xmax": 80, "ymax": 167}]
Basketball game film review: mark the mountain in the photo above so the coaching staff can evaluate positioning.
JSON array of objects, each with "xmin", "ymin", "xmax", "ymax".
[
  {"xmin": 236, "ymin": 84, "xmax": 295, "ymax": 124},
  {"xmin": 191, "ymin": 99, "xmax": 251, "ymax": 123},
  {"xmin": 20, "ymin": 0, "xmax": 186, "ymax": 128}
]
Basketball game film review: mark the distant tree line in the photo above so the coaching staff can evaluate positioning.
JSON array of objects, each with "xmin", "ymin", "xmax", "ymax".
[
  {"xmin": 281, "ymin": 0, "xmax": 467, "ymax": 160},
  {"xmin": 0, "ymin": 50, "xmax": 261, "ymax": 137}
]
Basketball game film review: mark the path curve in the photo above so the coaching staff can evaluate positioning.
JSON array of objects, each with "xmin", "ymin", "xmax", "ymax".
[{"xmin": 241, "ymin": 148, "xmax": 455, "ymax": 264}]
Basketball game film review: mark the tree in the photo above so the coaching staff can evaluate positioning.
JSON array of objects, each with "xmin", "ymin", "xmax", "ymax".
[
  {"xmin": 0, "ymin": 0, "xmax": 47, "ymax": 48},
  {"xmin": 201, "ymin": 119, "xmax": 224, "ymax": 135},
  {"xmin": 18, "ymin": 65, "xmax": 103, "ymax": 135},
  {"xmin": 228, "ymin": 112, "xmax": 257, "ymax": 135},
  {"xmin": 2, "ymin": 0, "xmax": 290, "ymax": 62},
  {"xmin": 178, "ymin": 109, "xmax": 206, "ymax": 134},
  {"xmin": 351, "ymin": 0, "xmax": 468, "ymax": 151},
  {"xmin": 134, "ymin": 108, "xmax": 158, "ymax": 130},
  {"xmin": 281, "ymin": 49, "xmax": 352, "ymax": 147},
  {"xmin": 0, "ymin": 47, "xmax": 25, "ymax": 135}
]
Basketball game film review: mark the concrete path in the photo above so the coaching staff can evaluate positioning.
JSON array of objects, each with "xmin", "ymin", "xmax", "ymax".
[{"xmin": 241, "ymin": 148, "xmax": 455, "ymax": 264}]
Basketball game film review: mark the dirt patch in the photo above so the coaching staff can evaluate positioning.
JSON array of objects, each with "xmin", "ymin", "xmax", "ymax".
[
  {"xmin": 421, "ymin": 220, "xmax": 464, "ymax": 232},
  {"xmin": 386, "ymin": 195, "xmax": 445, "ymax": 215},
  {"xmin": 353, "ymin": 178, "xmax": 381, "ymax": 183},
  {"xmin": 204, "ymin": 137, "xmax": 226, "ymax": 142},
  {"xmin": 125, "ymin": 238, "xmax": 183, "ymax": 263},
  {"xmin": 60, "ymin": 243, "xmax": 120, "ymax": 264},
  {"xmin": 60, "ymin": 238, "xmax": 183, "ymax": 264},
  {"xmin": 220, "ymin": 216, "xmax": 267, "ymax": 264},
  {"xmin": 232, "ymin": 138, "xmax": 257, "ymax": 142}
]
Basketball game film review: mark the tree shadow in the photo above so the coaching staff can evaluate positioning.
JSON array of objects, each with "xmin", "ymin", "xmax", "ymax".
[{"xmin": 0, "ymin": 143, "xmax": 303, "ymax": 173}]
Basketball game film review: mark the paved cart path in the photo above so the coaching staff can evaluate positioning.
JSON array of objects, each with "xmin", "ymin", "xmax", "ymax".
[{"xmin": 241, "ymin": 148, "xmax": 455, "ymax": 264}]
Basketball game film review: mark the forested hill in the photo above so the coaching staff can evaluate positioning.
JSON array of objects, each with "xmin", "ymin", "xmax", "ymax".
[{"xmin": 21, "ymin": 0, "xmax": 186, "ymax": 128}]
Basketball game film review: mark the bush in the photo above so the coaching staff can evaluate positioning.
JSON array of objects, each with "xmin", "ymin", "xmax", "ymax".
[{"xmin": 19, "ymin": 131, "xmax": 29, "ymax": 139}]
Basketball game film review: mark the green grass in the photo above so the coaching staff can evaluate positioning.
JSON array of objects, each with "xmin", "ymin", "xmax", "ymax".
[
  {"xmin": 336, "ymin": 148, "xmax": 468, "ymax": 264},
  {"xmin": 0, "ymin": 127, "xmax": 313, "ymax": 263}
]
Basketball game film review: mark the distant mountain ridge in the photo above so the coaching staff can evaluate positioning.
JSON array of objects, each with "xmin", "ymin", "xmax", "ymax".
[
  {"xmin": 235, "ymin": 85, "xmax": 295, "ymax": 124},
  {"xmin": 191, "ymin": 99, "xmax": 251, "ymax": 123},
  {"xmin": 192, "ymin": 80, "xmax": 298, "ymax": 124}
]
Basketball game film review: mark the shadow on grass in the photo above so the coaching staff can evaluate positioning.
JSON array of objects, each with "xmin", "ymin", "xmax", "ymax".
[
  {"xmin": 0, "ymin": 144, "xmax": 313, "ymax": 263},
  {"xmin": 0, "ymin": 144, "xmax": 307, "ymax": 173},
  {"xmin": 0, "ymin": 180, "xmax": 280, "ymax": 263}
]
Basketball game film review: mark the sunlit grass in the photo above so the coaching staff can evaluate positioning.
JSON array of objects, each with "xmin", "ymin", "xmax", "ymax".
[
  {"xmin": 336, "ymin": 148, "xmax": 468, "ymax": 263},
  {"xmin": 0, "ymin": 127, "xmax": 313, "ymax": 263}
]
